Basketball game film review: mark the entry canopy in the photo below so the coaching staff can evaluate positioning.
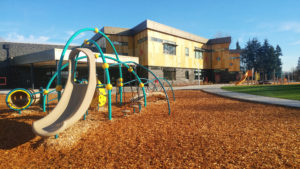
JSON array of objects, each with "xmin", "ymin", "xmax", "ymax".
[{"xmin": 11, "ymin": 48, "xmax": 139, "ymax": 67}]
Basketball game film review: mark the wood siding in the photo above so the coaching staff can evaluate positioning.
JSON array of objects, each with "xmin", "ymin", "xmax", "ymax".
[{"xmin": 147, "ymin": 29, "xmax": 204, "ymax": 69}]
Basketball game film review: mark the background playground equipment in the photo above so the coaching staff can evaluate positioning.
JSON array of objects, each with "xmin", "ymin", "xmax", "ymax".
[
  {"xmin": 5, "ymin": 88, "xmax": 43, "ymax": 114},
  {"xmin": 235, "ymin": 70, "xmax": 256, "ymax": 85},
  {"xmin": 97, "ymin": 80, "xmax": 107, "ymax": 108},
  {"xmin": 235, "ymin": 71, "xmax": 249, "ymax": 85},
  {"xmin": 6, "ymin": 27, "xmax": 174, "ymax": 138}
]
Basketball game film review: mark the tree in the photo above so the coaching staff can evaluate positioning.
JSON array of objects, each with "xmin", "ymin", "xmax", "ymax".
[
  {"xmin": 274, "ymin": 45, "xmax": 282, "ymax": 77},
  {"xmin": 236, "ymin": 41, "xmax": 241, "ymax": 51},
  {"xmin": 241, "ymin": 38, "xmax": 282, "ymax": 80},
  {"xmin": 297, "ymin": 57, "xmax": 300, "ymax": 70},
  {"xmin": 241, "ymin": 38, "xmax": 261, "ymax": 70}
]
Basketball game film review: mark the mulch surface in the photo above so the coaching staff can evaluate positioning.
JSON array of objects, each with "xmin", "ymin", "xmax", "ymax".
[{"xmin": 0, "ymin": 90, "xmax": 299, "ymax": 168}]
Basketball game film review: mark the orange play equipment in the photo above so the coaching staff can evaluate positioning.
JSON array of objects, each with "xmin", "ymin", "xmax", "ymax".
[{"xmin": 236, "ymin": 70, "xmax": 252, "ymax": 85}]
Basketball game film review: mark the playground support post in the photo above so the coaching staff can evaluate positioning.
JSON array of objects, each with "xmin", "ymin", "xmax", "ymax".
[
  {"xmin": 194, "ymin": 61, "xmax": 201, "ymax": 86},
  {"xmin": 198, "ymin": 67, "xmax": 200, "ymax": 85}
]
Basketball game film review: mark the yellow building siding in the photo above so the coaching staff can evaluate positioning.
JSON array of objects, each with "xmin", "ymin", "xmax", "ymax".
[
  {"xmin": 104, "ymin": 35, "xmax": 134, "ymax": 56},
  {"xmin": 134, "ymin": 30, "xmax": 148, "ymax": 65},
  {"xmin": 147, "ymin": 29, "xmax": 204, "ymax": 69},
  {"xmin": 95, "ymin": 23, "xmax": 240, "ymax": 72},
  {"xmin": 228, "ymin": 53, "xmax": 240, "ymax": 72},
  {"xmin": 201, "ymin": 43, "xmax": 240, "ymax": 72}
]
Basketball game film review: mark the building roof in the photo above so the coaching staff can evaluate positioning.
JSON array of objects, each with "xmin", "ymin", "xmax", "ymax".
[
  {"xmin": 11, "ymin": 48, "xmax": 139, "ymax": 66},
  {"xmin": 229, "ymin": 49, "xmax": 241, "ymax": 54},
  {"xmin": 92, "ymin": 19, "xmax": 209, "ymax": 44},
  {"xmin": 206, "ymin": 37, "xmax": 231, "ymax": 45},
  {"xmin": 131, "ymin": 20, "xmax": 208, "ymax": 43},
  {"xmin": 101, "ymin": 27, "xmax": 131, "ymax": 35},
  {"xmin": 91, "ymin": 27, "xmax": 132, "ymax": 41}
]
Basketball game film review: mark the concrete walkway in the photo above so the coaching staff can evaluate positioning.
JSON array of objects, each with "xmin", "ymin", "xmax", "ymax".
[
  {"xmin": 0, "ymin": 89, "xmax": 10, "ymax": 94},
  {"xmin": 173, "ymin": 84, "xmax": 300, "ymax": 109}
]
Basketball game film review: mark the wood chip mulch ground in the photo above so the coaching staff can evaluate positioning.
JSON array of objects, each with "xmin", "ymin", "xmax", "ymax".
[{"xmin": 0, "ymin": 90, "xmax": 299, "ymax": 168}]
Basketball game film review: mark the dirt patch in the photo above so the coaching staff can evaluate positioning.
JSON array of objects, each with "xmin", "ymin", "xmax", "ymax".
[{"xmin": 0, "ymin": 90, "xmax": 299, "ymax": 168}]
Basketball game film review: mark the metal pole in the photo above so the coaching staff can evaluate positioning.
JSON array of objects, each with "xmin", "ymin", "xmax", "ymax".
[
  {"xmin": 30, "ymin": 63, "xmax": 35, "ymax": 89},
  {"xmin": 273, "ymin": 69, "xmax": 275, "ymax": 84},
  {"xmin": 198, "ymin": 68, "xmax": 200, "ymax": 85}
]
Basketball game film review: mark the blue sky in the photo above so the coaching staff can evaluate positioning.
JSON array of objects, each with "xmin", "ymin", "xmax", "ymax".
[{"xmin": 1, "ymin": 0, "xmax": 299, "ymax": 71}]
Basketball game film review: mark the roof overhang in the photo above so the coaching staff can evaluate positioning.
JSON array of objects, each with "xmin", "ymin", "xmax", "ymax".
[
  {"xmin": 11, "ymin": 48, "xmax": 139, "ymax": 67},
  {"xmin": 91, "ymin": 20, "xmax": 209, "ymax": 44}
]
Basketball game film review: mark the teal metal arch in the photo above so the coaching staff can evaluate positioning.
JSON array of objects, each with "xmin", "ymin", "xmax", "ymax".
[
  {"xmin": 122, "ymin": 77, "xmax": 159, "ymax": 100},
  {"xmin": 149, "ymin": 77, "xmax": 175, "ymax": 101},
  {"xmin": 101, "ymin": 56, "xmax": 172, "ymax": 115},
  {"xmin": 121, "ymin": 77, "xmax": 175, "ymax": 102},
  {"xmin": 88, "ymin": 32, "xmax": 123, "ymax": 105},
  {"xmin": 42, "ymin": 56, "xmax": 87, "ymax": 112},
  {"xmin": 121, "ymin": 61, "xmax": 172, "ymax": 115},
  {"xmin": 85, "ymin": 39, "xmax": 113, "ymax": 119},
  {"xmin": 87, "ymin": 39, "xmax": 147, "ymax": 107},
  {"xmin": 56, "ymin": 28, "xmax": 96, "ymax": 100}
]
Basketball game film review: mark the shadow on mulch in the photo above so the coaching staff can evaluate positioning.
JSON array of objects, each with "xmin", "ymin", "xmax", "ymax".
[
  {"xmin": 7, "ymin": 115, "xmax": 43, "ymax": 121},
  {"xmin": 31, "ymin": 138, "xmax": 45, "ymax": 149},
  {"xmin": 0, "ymin": 117, "xmax": 38, "ymax": 150}
]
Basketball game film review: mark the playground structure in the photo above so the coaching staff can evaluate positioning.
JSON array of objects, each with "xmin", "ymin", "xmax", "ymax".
[
  {"xmin": 5, "ymin": 28, "xmax": 175, "ymax": 138},
  {"xmin": 235, "ymin": 70, "xmax": 291, "ymax": 85},
  {"xmin": 235, "ymin": 70, "xmax": 259, "ymax": 85},
  {"xmin": 235, "ymin": 70, "xmax": 250, "ymax": 85}
]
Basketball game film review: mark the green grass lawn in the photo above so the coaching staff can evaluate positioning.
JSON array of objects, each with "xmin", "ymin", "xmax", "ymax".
[{"xmin": 222, "ymin": 84, "xmax": 300, "ymax": 101}]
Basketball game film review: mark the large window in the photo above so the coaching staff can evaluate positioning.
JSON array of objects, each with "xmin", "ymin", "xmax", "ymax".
[
  {"xmin": 163, "ymin": 43, "xmax": 176, "ymax": 55},
  {"xmin": 163, "ymin": 69, "xmax": 176, "ymax": 80},
  {"xmin": 112, "ymin": 41, "xmax": 128, "ymax": 46},
  {"xmin": 185, "ymin": 71, "xmax": 189, "ymax": 79},
  {"xmin": 185, "ymin": 47, "xmax": 189, "ymax": 56},
  {"xmin": 194, "ymin": 69, "xmax": 201, "ymax": 80},
  {"xmin": 151, "ymin": 37, "xmax": 163, "ymax": 43},
  {"xmin": 138, "ymin": 37, "xmax": 147, "ymax": 44},
  {"xmin": 195, "ymin": 50, "xmax": 203, "ymax": 59}
]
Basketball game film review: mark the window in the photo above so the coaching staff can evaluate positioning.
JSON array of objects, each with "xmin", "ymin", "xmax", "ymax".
[
  {"xmin": 138, "ymin": 37, "xmax": 147, "ymax": 44},
  {"xmin": 185, "ymin": 47, "xmax": 189, "ymax": 56},
  {"xmin": 185, "ymin": 71, "xmax": 189, "ymax": 79},
  {"xmin": 194, "ymin": 69, "xmax": 201, "ymax": 80},
  {"xmin": 163, "ymin": 43, "xmax": 176, "ymax": 55},
  {"xmin": 98, "ymin": 37, "xmax": 106, "ymax": 48},
  {"xmin": 151, "ymin": 37, "xmax": 163, "ymax": 43},
  {"xmin": 163, "ymin": 69, "xmax": 176, "ymax": 80},
  {"xmin": 195, "ymin": 50, "xmax": 203, "ymax": 59},
  {"xmin": 0, "ymin": 77, "xmax": 6, "ymax": 85},
  {"xmin": 112, "ymin": 41, "xmax": 128, "ymax": 46},
  {"xmin": 230, "ymin": 56, "xmax": 240, "ymax": 60},
  {"xmin": 118, "ymin": 53, "xmax": 129, "ymax": 56}
]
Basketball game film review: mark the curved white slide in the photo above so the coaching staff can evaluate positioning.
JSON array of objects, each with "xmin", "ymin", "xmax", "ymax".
[{"xmin": 32, "ymin": 48, "xmax": 97, "ymax": 137}]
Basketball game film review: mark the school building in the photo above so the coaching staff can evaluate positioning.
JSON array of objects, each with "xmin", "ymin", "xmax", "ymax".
[
  {"xmin": 0, "ymin": 20, "xmax": 240, "ymax": 89},
  {"xmin": 92, "ymin": 20, "xmax": 240, "ymax": 84}
]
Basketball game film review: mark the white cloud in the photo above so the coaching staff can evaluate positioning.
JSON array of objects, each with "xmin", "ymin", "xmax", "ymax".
[
  {"xmin": 66, "ymin": 31, "xmax": 86, "ymax": 40},
  {"xmin": 279, "ymin": 22, "xmax": 300, "ymax": 33},
  {"xmin": 4, "ymin": 32, "xmax": 50, "ymax": 43},
  {"xmin": 66, "ymin": 31, "xmax": 75, "ymax": 36},
  {"xmin": 237, "ymin": 37, "xmax": 244, "ymax": 44},
  {"xmin": 290, "ymin": 40, "xmax": 300, "ymax": 45}
]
